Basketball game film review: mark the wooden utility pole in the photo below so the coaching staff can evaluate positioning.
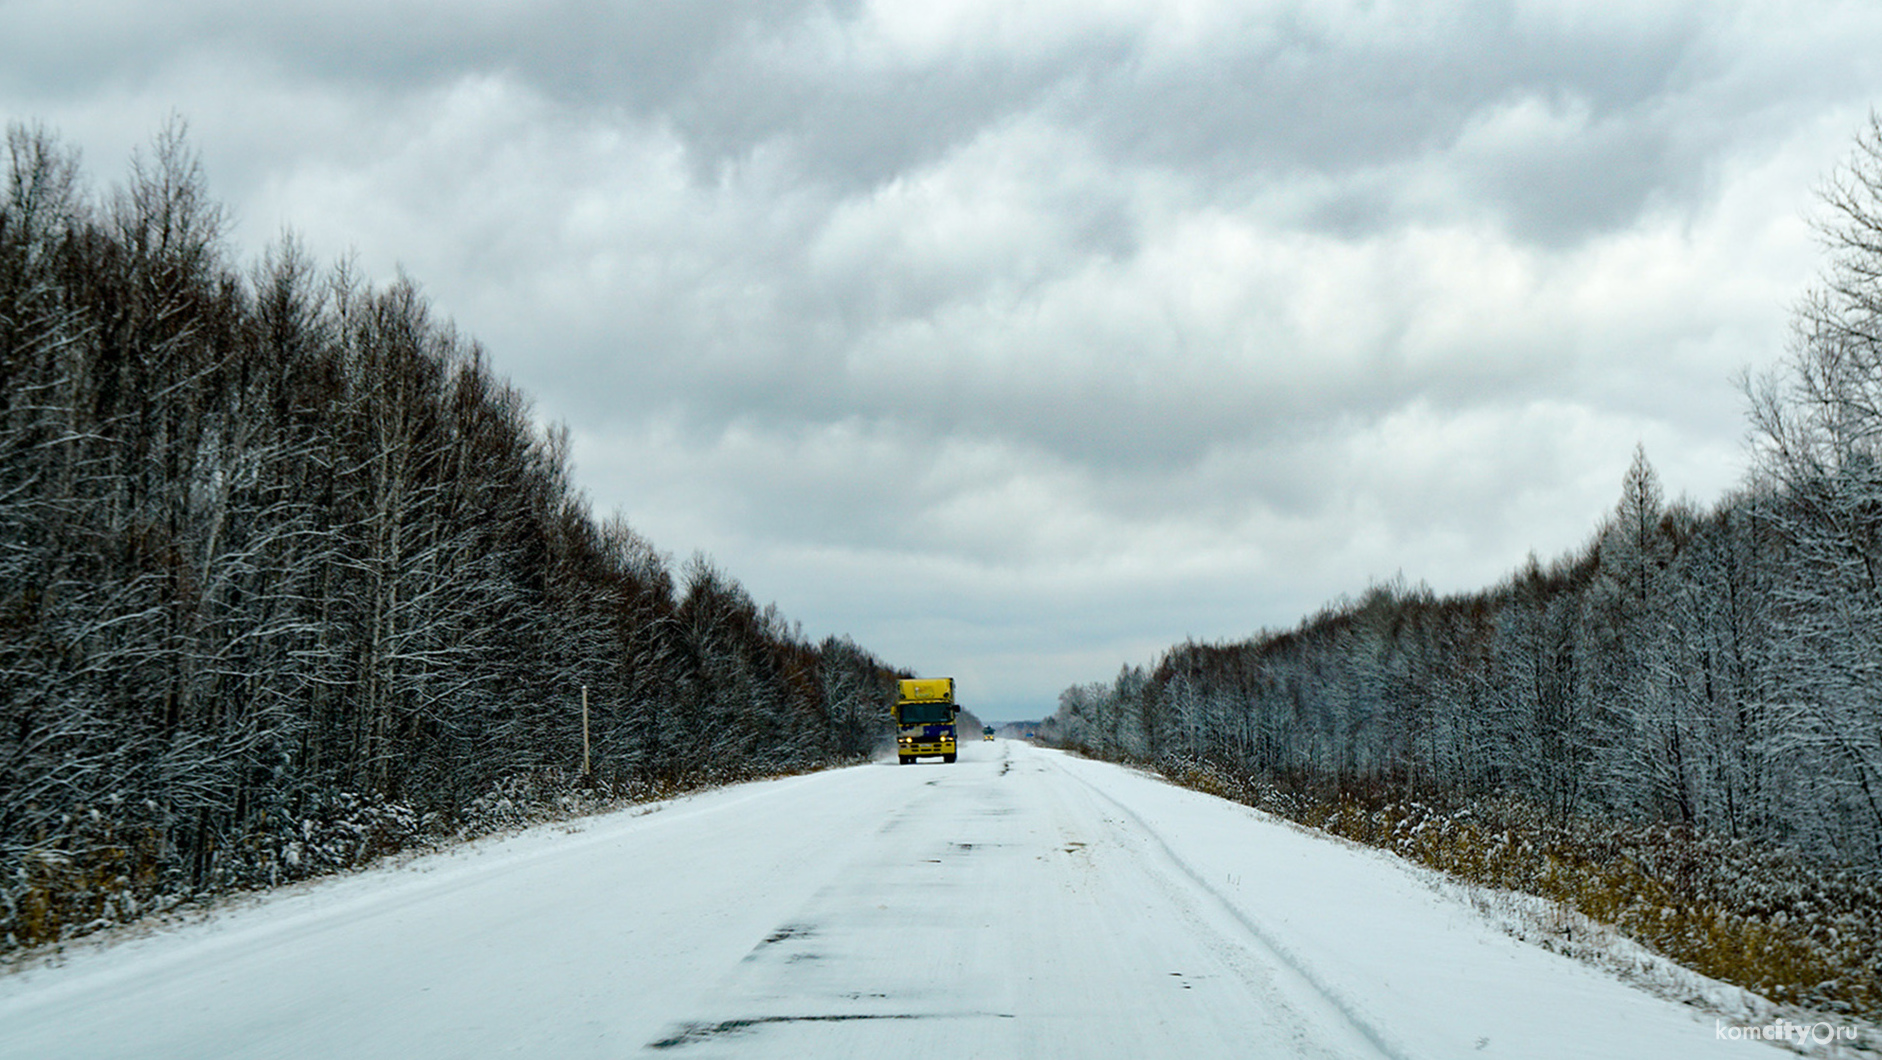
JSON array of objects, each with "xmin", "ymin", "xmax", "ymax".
[{"xmin": 581, "ymin": 684, "xmax": 592, "ymax": 779}]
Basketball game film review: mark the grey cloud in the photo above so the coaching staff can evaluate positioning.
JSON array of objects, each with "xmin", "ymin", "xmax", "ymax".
[
  {"xmin": 1, "ymin": 1, "xmax": 831, "ymax": 99},
  {"xmin": 1075, "ymin": 15, "xmax": 1710, "ymax": 236},
  {"xmin": 6, "ymin": 0, "xmax": 1869, "ymax": 716},
  {"xmin": 0, "ymin": 0, "xmax": 1807, "ymax": 242}
]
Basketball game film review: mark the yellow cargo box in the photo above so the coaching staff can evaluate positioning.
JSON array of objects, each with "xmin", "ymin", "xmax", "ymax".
[{"xmin": 897, "ymin": 677, "xmax": 954, "ymax": 703}]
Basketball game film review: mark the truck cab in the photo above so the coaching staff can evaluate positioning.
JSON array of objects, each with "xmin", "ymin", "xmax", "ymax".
[{"xmin": 894, "ymin": 678, "xmax": 958, "ymax": 764}]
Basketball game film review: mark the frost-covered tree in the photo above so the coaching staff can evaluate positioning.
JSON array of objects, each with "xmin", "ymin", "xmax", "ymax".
[
  {"xmin": 1744, "ymin": 114, "xmax": 1882, "ymax": 864},
  {"xmin": 1044, "ymin": 117, "xmax": 1882, "ymax": 872},
  {"xmin": 0, "ymin": 122, "xmax": 902, "ymax": 948}
]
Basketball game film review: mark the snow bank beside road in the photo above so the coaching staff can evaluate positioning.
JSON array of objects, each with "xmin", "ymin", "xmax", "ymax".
[{"xmin": 1049, "ymin": 750, "xmax": 1807, "ymax": 1057}]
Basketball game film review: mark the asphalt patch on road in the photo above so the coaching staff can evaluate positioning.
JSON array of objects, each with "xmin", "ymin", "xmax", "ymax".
[
  {"xmin": 756, "ymin": 923, "xmax": 814, "ymax": 947},
  {"xmin": 646, "ymin": 1012, "xmax": 1017, "ymax": 1050},
  {"xmin": 742, "ymin": 922, "xmax": 820, "ymax": 963},
  {"xmin": 646, "ymin": 1013, "xmax": 928, "ymax": 1049}
]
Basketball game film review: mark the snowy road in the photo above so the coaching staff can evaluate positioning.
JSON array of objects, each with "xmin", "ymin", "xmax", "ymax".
[{"xmin": 0, "ymin": 741, "xmax": 1776, "ymax": 1059}]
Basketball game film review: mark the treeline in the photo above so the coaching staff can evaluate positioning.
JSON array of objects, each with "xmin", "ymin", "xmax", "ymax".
[
  {"xmin": 0, "ymin": 122, "xmax": 898, "ymax": 948},
  {"xmin": 1050, "ymin": 118, "xmax": 1882, "ymax": 877}
]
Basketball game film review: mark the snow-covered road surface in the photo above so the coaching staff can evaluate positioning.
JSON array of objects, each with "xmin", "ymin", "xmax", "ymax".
[{"xmin": 0, "ymin": 741, "xmax": 1776, "ymax": 1058}]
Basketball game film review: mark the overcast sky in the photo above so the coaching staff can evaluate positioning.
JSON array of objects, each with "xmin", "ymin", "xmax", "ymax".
[{"xmin": 6, "ymin": 1, "xmax": 1879, "ymax": 720}]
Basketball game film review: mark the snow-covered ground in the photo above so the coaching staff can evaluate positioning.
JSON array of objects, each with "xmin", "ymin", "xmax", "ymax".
[{"xmin": 0, "ymin": 741, "xmax": 1794, "ymax": 1058}]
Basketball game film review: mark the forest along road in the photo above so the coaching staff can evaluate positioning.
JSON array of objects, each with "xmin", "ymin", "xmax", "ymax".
[{"xmin": 0, "ymin": 742, "xmax": 1777, "ymax": 1060}]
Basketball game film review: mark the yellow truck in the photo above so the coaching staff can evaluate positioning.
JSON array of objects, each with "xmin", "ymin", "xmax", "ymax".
[{"xmin": 894, "ymin": 677, "xmax": 958, "ymax": 764}]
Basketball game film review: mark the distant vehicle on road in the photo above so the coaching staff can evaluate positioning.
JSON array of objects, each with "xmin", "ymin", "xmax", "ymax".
[
  {"xmin": 983, "ymin": 726, "xmax": 995, "ymax": 741},
  {"xmin": 894, "ymin": 678, "xmax": 958, "ymax": 764}
]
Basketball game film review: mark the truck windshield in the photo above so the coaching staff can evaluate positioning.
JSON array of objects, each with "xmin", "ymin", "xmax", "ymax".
[{"xmin": 898, "ymin": 702, "xmax": 953, "ymax": 725}]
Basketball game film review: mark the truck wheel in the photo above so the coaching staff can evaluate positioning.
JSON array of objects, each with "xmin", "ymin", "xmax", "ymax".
[
  {"xmin": 898, "ymin": 754, "xmax": 911, "ymax": 764},
  {"xmin": 942, "ymin": 753, "xmax": 956, "ymax": 763}
]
